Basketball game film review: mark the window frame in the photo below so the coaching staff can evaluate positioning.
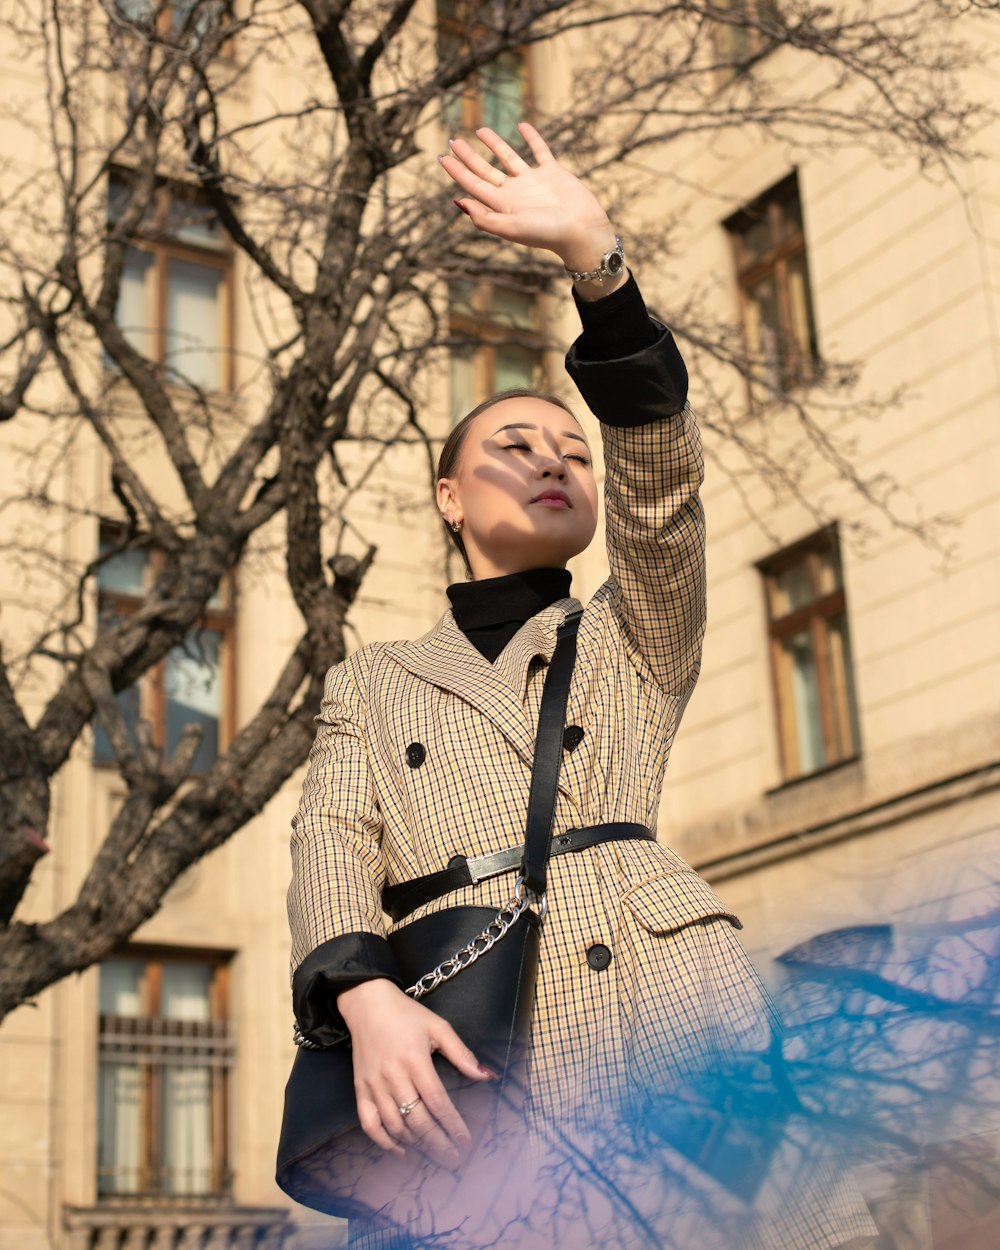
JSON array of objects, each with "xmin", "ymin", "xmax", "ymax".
[
  {"xmin": 108, "ymin": 170, "xmax": 235, "ymax": 393},
  {"xmin": 712, "ymin": 0, "xmax": 781, "ymax": 79},
  {"xmin": 436, "ymin": 3, "xmax": 533, "ymax": 137},
  {"xmin": 447, "ymin": 280, "xmax": 548, "ymax": 418},
  {"xmin": 97, "ymin": 945, "xmax": 234, "ymax": 1201},
  {"xmin": 759, "ymin": 525, "xmax": 861, "ymax": 783},
  {"xmin": 725, "ymin": 171, "xmax": 820, "ymax": 403},
  {"xmin": 114, "ymin": 1, "xmax": 237, "ymax": 51},
  {"xmin": 94, "ymin": 527, "xmax": 237, "ymax": 773}
]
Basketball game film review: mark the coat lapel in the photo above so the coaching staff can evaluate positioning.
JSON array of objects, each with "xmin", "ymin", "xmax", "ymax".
[{"xmin": 384, "ymin": 596, "xmax": 582, "ymax": 768}]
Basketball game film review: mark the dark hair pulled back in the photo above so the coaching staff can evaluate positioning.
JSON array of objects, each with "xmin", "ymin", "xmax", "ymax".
[{"xmin": 436, "ymin": 387, "xmax": 579, "ymax": 576}]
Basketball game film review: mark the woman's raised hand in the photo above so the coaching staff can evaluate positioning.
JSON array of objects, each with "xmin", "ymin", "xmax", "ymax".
[
  {"xmin": 337, "ymin": 977, "xmax": 495, "ymax": 1169},
  {"xmin": 439, "ymin": 122, "xmax": 625, "ymax": 289}
]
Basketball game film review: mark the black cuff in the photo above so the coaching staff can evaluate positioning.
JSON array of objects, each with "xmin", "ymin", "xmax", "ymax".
[
  {"xmin": 565, "ymin": 319, "xmax": 688, "ymax": 428},
  {"xmin": 572, "ymin": 273, "xmax": 659, "ymax": 363},
  {"xmin": 292, "ymin": 932, "xmax": 403, "ymax": 1046}
]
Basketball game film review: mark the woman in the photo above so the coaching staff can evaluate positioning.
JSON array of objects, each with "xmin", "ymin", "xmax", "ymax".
[{"xmin": 288, "ymin": 124, "xmax": 876, "ymax": 1250}]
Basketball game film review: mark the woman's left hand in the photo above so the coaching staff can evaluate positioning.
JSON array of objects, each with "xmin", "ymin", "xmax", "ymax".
[{"xmin": 439, "ymin": 122, "xmax": 624, "ymax": 284}]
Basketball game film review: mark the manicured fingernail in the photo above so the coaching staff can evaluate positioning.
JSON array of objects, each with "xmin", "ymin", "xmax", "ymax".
[
  {"xmin": 448, "ymin": 138, "xmax": 455, "ymax": 146},
  {"xmin": 453, "ymin": 200, "xmax": 471, "ymax": 216},
  {"xmin": 478, "ymin": 1064, "xmax": 497, "ymax": 1078}
]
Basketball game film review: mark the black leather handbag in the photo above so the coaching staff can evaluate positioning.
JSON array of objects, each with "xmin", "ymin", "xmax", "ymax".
[{"xmin": 275, "ymin": 610, "xmax": 582, "ymax": 1221}]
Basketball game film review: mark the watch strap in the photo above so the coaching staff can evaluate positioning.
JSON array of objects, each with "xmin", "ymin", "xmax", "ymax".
[{"xmin": 565, "ymin": 235, "xmax": 624, "ymax": 284}]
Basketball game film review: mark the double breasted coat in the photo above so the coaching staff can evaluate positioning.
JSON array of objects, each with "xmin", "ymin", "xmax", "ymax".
[
  {"xmin": 287, "ymin": 325, "xmax": 877, "ymax": 1248},
  {"xmin": 289, "ymin": 323, "xmax": 770, "ymax": 1113}
]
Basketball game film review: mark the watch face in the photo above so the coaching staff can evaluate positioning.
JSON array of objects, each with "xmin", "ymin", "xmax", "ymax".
[{"xmin": 606, "ymin": 250, "xmax": 624, "ymax": 276}]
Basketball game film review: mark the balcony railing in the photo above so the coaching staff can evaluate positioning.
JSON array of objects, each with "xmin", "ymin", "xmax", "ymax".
[{"xmin": 63, "ymin": 1205, "xmax": 293, "ymax": 1250}]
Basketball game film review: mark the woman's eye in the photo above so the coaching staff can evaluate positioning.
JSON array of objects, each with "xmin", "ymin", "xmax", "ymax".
[{"xmin": 501, "ymin": 442, "xmax": 589, "ymax": 467}]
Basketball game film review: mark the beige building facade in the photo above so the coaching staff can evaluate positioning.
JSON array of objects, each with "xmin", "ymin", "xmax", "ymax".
[
  {"xmin": 1, "ymin": 4, "xmax": 998, "ymax": 1250},
  {"xmin": 644, "ymin": 30, "xmax": 1000, "ymax": 1244}
]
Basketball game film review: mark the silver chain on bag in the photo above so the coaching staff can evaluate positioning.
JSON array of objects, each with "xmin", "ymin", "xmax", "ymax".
[{"xmin": 292, "ymin": 876, "xmax": 545, "ymax": 1049}]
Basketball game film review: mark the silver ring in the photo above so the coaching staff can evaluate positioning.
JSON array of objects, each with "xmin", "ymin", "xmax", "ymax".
[
  {"xmin": 399, "ymin": 1097, "xmax": 421, "ymax": 1118},
  {"xmin": 496, "ymin": 173, "xmax": 508, "ymax": 187}
]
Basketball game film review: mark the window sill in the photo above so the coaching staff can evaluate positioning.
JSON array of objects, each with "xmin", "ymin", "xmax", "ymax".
[
  {"xmin": 91, "ymin": 1195, "xmax": 232, "ymax": 1209},
  {"xmin": 765, "ymin": 753, "xmax": 861, "ymax": 797},
  {"xmin": 745, "ymin": 367, "xmax": 825, "ymax": 413},
  {"xmin": 102, "ymin": 368, "xmax": 236, "ymax": 406},
  {"xmin": 708, "ymin": 371, "xmax": 825, "ymax": 433},
  {"xmin": 92, "ymin": 757, "xmax": 217, "ymax": 778},
  {"xmin": 64, "ymin": 1202, "xmax": 292, "ymax": 1246}
]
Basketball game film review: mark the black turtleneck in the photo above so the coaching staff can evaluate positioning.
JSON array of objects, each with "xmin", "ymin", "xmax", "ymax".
[{"xmin": 448, "ymin": 567, "xmax": 571, "ymax": 662}]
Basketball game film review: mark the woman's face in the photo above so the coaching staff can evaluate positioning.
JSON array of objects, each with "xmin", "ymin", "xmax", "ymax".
[{"xmin": 436, "ymin": 396, "xmax": 599, "ymax": 580}]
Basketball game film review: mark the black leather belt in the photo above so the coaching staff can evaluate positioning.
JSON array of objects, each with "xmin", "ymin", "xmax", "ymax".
[{"xmin": 382, "ymin": 822, "xmax": 653, "ymax": 923}]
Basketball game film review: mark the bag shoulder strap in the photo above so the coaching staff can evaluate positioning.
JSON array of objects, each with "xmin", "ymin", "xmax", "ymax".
[{"xmin": 520, "ymin": 609, "xmax": 582, "ymax": 898}]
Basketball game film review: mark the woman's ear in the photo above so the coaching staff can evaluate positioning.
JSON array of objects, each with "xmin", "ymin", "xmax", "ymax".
[{"xmin": 436, "ymin": 477, "xmax": 461, "ymax": 526}]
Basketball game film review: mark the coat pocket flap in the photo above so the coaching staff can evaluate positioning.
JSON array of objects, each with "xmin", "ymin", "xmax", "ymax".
[{"xmin": 621, "ymin": 871, "xmax": 742, "ymax": 935}]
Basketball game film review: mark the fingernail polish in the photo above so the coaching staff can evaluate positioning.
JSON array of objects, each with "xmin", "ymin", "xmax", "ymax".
[
  {"xmin": 478, "ymin": 1064, "xmax": 497, "ymax": 1078},
  {"xmin": 453, "ymin": 200, "xmax": 470, "ymax": 216},
  {"xmin": 448, "ymin": 138, "xmax": 455, "ymax": 146}
]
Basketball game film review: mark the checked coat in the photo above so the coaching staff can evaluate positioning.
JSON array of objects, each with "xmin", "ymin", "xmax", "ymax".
[
  {"xmin": 287, "ymin": 324, "xmax": 877, "ymax": 1249},
  {"xmin": 288, "ymin": 323, "xmax": 772, "ymax": 1119}
]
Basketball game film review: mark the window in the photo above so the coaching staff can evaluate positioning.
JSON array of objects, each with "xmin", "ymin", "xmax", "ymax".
[
  {"xmin": 760, "ymin": 526, "xmax": 860, "ymax": 780},
  {"xmin": 436, "ymin": 6, "xmax": 540, "ymax": 421},
  {"xmin": 437, "ymin": 1, "xmax": 529, "ymax": 138},
  {"xmin": 725, "ymin": 172, "xmax": 819, "ymax": 402},
  {"xmin": 116, "ymin": 0, "xmax": 186, "ymax": 25},
  {"xmin": 448, "ymin": 281, "xmax": 545, "ymax": 421},
  {"xmin": 94, "ymin": 530, "xmax": 235, "ymax": 773},
  {"xmin": 713, "ymin": 0, "xmax": 780, "ymax": 75},
  {"xmin": 109, "ymin": 173, "xmax": 233, "ymax": 391},
  {"xmin": 115, "ymin": 1, "xmax": 229, "ymax": 39},
  {"xmin": 97, "ymin": 950, "xmax": 233, "ymax": 1198}
]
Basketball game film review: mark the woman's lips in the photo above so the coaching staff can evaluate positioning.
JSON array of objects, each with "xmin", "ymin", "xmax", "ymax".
[{"xmin": 531, "ymin": 489, "xmax": 571, "ymax": 508}]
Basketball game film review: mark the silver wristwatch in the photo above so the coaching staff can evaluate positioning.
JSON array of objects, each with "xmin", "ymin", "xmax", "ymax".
[{"xmin": 564, "ymin": 236, "xmax": 625, "ymax": 284}]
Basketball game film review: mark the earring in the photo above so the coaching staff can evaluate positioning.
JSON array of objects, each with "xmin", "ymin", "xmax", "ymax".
[{"xmin": 450, "ymin": 519, "xmax": 462, "ymax": 534}]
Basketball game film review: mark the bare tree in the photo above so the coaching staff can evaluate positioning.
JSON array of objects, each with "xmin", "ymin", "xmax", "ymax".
[{"xmin": 0, "ymin": 0, "xmax": 992, "ymax": 1022}]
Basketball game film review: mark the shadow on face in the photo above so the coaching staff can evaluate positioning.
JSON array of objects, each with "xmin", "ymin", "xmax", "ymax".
[{"xmin": 437, "ymin": 396, "xmax": 599, "ymax": 580}]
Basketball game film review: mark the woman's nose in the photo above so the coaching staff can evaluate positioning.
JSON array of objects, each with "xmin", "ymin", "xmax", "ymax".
[{"xmin": 533, "ymin": 454, "xmax": 565, "ymax": 479}]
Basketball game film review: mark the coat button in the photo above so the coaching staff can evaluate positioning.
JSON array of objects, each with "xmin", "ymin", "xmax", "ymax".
[
  {"xmin": 563, "ymin": 725, "xmax": 585, "ymax": 751},
  {"xmin": 586, "ymin": 943, "xmax": 612, "ymax": 972},
  {"xmin": 405, "ymin": 742, "xmax": 425, "ymax": 768}
]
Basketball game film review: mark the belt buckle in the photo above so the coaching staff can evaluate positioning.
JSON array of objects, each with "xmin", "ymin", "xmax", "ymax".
[{"xmin": 465, "ymin": 846, "xmax": 520, "ymax": 883}]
